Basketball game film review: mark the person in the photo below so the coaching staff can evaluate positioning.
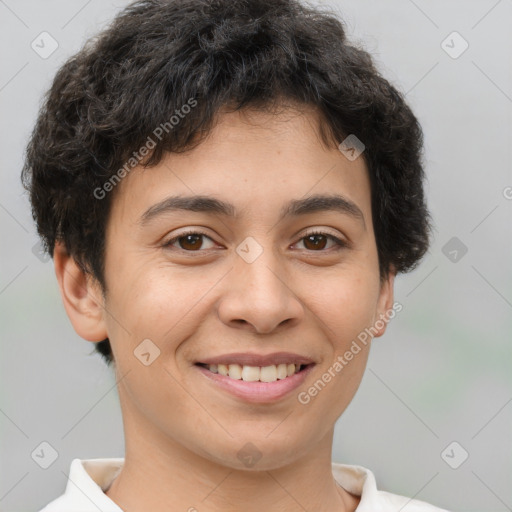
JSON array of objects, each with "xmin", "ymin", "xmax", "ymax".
[{"xmin": 22, "ymin": 0, "xmax": 450, "ymax": 510}]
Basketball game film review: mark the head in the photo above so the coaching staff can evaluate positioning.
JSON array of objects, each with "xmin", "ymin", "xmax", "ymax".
[{"xmin": 22, "ymin": 0, "xmax": 431, "ymax": 469}]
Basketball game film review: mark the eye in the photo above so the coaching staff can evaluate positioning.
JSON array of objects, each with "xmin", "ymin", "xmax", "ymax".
[
  {"xmin": 294, "ymin": 230, "xmax": 348, "ymax": 251},
  {"xmin": 163, "ymin": 230, "xmax": 216, "ymax": 251},
  {"xmin": 163, "ymin": 229, "xmax": 348, "ymax": 253}
]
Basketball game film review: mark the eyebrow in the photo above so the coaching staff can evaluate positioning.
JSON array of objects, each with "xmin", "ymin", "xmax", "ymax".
[{"xmin": 139, "ymin": 193, "xmax": 366, "ymax": 230}]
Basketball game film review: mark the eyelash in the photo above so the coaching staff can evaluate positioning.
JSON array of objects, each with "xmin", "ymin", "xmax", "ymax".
[{"xmin": 163, "ymin": 229, "xmax": 348, "ymax": 253}]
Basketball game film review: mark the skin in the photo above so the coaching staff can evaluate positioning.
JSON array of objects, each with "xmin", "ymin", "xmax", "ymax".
[{"xmin": 54, "ymin": 105, "xmax": 395, "ymax": 512}]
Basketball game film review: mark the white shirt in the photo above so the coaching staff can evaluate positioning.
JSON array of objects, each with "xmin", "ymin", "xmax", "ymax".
[{"xmin": 38, "ymin": 458, "xmax": 450, "ymax": 511}]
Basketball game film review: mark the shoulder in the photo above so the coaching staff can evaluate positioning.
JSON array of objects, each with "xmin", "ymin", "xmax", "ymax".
[
  {"xmin": 36, "ymin": 458, "xmax": 124, "ymax": 512},
  {"xmin": 38, "ymin": 494, "xmax": 68, "ymax": 512},
  {"xmin": 373, "ymin": 489, "xmax": 451, "ymax": 511},
  {"xmin": 331, "ymin": 463, "xmax": 451, "ymax": 511}
]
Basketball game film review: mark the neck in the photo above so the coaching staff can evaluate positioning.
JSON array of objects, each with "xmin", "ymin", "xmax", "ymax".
[{"xmin": 105, "ymin": 414, "xmax": 359, "ymax": 511}]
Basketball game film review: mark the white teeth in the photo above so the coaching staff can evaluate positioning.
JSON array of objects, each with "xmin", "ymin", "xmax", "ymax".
[
  {"xmin": 206, "ymin": 363, "xmax": 304, "ymax": 382},
  {"xmin": 276, "ymin": 363, "xmax": 288, "ymax": 380},
  {"xmin": 260, "ymin": 365, "xmax": 277, "ymax": 382},
  {"xmin": 228, "ymin": 364, "xmax": 242, "ymax": 380},
  {"xmin": 241, "ymin": 365, "xmax": 260, "ymax": 382}
]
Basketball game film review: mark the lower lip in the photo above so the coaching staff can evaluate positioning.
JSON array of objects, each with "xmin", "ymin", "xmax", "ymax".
[{"xmin": 195, "ymin": 364, "xmax": 315, "ymax": 403}]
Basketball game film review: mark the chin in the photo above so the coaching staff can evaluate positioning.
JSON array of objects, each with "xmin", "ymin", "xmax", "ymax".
[{"xmin": 199, "ymin": 431, "xmax": 314, "ymax": 472}]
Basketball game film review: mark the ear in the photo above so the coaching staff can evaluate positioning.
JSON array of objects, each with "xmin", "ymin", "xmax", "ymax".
[
  {"xmin": 53, "ymin": 241, "xmax": 108, "ymax": 342},
  {"xmin": 372, "ymin": 266, "xmax": 397, "ymax": 339}
]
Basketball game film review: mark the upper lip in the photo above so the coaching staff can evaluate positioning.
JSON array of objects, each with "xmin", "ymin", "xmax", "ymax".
[{"xmin": 196, "ymin": 352, "xmax": 315, "ymax": 367}]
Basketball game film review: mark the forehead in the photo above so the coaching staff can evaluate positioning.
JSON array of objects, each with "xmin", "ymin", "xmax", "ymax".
[{"xmin": 108, "ymin": 107, "xmax": 372, "ymax": 231}]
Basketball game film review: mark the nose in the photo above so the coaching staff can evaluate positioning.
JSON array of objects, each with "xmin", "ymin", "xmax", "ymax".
[{"xmin": 216, "ymin": 244, "xmax": 304, "ymax": 334}]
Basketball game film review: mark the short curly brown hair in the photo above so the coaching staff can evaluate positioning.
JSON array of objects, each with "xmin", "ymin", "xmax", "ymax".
[{"xmin": 22, "ymin": 0, "xmax": 432, "ymax": 366}]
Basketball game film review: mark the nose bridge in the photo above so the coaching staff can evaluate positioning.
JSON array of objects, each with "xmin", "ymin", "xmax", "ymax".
[
  {"xmin": 235, "ymin": 235, "xmax": 288, "ymax": 302},
  {"xmin": 217, "ymin": 235, "xmax": 303, "ymax": 332}
]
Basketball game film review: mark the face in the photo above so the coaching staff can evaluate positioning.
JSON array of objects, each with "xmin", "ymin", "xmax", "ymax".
[{"xmin": 92, "ymin": 106, "xmax": 394, "ymax": 470}]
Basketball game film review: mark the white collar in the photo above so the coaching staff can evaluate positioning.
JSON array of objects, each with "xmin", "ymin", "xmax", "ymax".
[
  {"xmin": 40, "ymin": 458, "xmax": 448, "ymax": 511},
  {"xmin": 49, "ymin": 458, "xmax": 125, "ymax": 511}
]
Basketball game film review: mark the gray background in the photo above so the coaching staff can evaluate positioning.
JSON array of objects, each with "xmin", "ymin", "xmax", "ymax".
[{"xmin": 1, "ymin": 0, "xmax": 511, "ymax": 511}]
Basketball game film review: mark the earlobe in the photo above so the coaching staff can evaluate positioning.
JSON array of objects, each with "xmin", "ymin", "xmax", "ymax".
[
  {"xmin": 372, "ymin": 268, "xmax": 396, "ymax": 338},
  {"xmin": 53, "ymin": 241, "xmax": 108, "ymax": 342}
]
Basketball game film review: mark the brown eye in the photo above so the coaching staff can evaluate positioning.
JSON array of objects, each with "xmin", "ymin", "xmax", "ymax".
[
  {"xmin": 296, "ymin": 231, "xmax": 347, "ymax": 252},
  {"xmin": 177, "ymin": 234, "xmax": 203, "ymax": 250},
  {"xmin": 303, "ymin": 234, "xmax": 328, "ymax": 250},
  {"xmin": 164, "ymin": 231, "xmax": 215, "ymax": 251}
]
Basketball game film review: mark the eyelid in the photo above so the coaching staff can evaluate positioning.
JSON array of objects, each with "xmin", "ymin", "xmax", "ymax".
[
  {"xmin": 294, "ymin": 228, "xmax": 349, "ymax": 250},
  {"xmin": 163, "ymin": 227, "xmax": 349, "ymax": 253},
  {"xmin": 163, "ymin": 228, "xmax": 216, "ymax": 249},
  {"xmin": 299, "ymin": 227, "xmax": 347, "ymax": 242}
]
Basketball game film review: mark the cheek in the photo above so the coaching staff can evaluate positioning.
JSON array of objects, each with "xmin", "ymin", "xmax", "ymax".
[
  {"xmin": 287, "ymin": 269, "xmax": 378, "ymax": 411},
  {"xmin": 293, "ymin": 274, "xmax": 377, "ymax": 429},
  {"xmin": 307, "ymin": 269, "xmax": 380, "ymax": 348},
  {"xmin": 104, "ymin": 265, "xmax": 217, "ymax": 364}
]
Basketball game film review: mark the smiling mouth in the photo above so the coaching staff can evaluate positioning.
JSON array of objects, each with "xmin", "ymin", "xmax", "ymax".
[{"xmin": 195, "ymin": 363, "xmax": 311, "ymax": 383}]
